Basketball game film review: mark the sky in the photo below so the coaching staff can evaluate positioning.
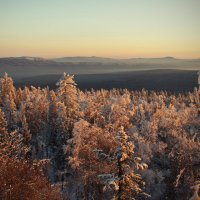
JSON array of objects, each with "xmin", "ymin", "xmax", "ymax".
[{"xmin": 0, "ymin": 0, "xmax": 200, "ymax": 58}]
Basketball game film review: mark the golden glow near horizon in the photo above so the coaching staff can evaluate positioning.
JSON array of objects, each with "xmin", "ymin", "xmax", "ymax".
[{"xmin": 0, "ymin": 0, "xmax": 200, "ymax": 59}]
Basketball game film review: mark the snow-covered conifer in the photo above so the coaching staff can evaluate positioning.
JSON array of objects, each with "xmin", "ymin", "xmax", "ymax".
[
  {"xmin": 0, "ymin": 108, "xmax": 7, "ymax": 134},
  {"xmin": 116, "ymin": 126, "xmax": 148, "ymax": 200},
  {"xmin": 56, "ymin": 73, "xmax": 80, "ymax": 138},
  {"xmin": 98, "ymin": 126, "xmax": 149, "ymax": 200},
  {"xmin": 56, "ymin": 73, "xmax": 79, "ymax": 114},
  {"xmin": 3, "ymin": 94, "xmax": 17, "ymax": 132},
  {"xmin": 0, "ymin": 73, "xmax": 16, "ymax": 106}
]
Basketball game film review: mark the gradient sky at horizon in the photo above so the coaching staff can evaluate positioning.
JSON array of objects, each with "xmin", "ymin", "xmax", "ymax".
[{"xmin": 0, "ymin": 0, "xmax": 200, "ymax": 58}]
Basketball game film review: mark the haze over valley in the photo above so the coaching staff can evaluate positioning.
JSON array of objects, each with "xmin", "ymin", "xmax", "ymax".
[{"xmin": 0, "ymin": 56, "xmax": 199, "ymax": 92}]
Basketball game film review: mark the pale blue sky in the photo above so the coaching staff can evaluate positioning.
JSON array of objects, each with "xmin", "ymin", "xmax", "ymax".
[{"xmin": 0, "ymin": 0, "xmax": 200, "ymax": 58}]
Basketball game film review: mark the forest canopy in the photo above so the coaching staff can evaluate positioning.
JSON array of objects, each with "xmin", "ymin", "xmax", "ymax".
[{"xmin": 0, "ymin": 72, "xmax": 199, "ymax": 200}]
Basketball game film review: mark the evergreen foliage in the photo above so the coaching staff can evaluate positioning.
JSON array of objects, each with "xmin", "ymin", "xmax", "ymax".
[{"xmin": 0, "ymin": 72, "xmax": 199, "ymax": 199}]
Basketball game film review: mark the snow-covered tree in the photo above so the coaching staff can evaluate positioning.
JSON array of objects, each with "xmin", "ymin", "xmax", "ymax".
[
  {"xmin": 0, "ymin": 108, "xmax": 7, "ymax": 134},
  {"xmin": 17, "ymin": 103, "xmax": 32, "ymax": 158},
  {"xmin": 67, "ymin": 119, "xmax": 117, "ymax": 199},
  {"xmin": 0, "ymin": 73, "xmax": 199, "ymax": 199},
  {"xmin": 97, "ymin": 126, "xmax": 149, "ymax": 200},
  {"xmin": 48, "ymin": 91, "xmax": 70, "ymax": 182},
  {"xmin": 0, "ymin": 73, "xmax": 16, "ymax": 106},
  {"xmin": 2, "ymin": 94, "xmax": 17, "ymax": 132},
  {"xmin": 56, "ymin": 73, "xmax": 79, "ymax": 117}
]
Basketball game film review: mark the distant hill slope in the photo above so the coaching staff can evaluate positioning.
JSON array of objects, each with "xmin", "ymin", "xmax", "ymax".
[
  {"xmin": 14, "ymin": 69, "xmax": 198, "ymax": 93},
  {"xmin": 52, "ymin": 56, "xmax": 117, "ymax": 63},
  {"xmin": 0, "ymin": 57, "xmax": 199, "ymax": 78},
  {"xmin": 52, "ymin": 56, "xmax": 200, "ymax": 65}
]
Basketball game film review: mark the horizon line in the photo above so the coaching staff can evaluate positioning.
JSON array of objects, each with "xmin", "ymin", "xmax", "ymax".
[{"xmin": 0, "ymin": 55, "xmax": 200, "ymax": 60}]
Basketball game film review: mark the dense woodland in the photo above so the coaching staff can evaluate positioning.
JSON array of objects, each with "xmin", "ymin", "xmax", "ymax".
[{"xmin": 0, "ymin": 72, "xmax": 200, "ymax": 200}]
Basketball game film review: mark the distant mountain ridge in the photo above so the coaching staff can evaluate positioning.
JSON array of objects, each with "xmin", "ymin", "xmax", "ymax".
[
  {"xmin": 52, "ymin": 56, "xmax": 179, "ymax": 63},
  {"xmin": 0, "ymin": 56, "xmax": 199, "ymax": 78},
  {"xmin": 1, "ymin": 56, "xmax": 200, "ymax": 63},
  {"xmin": 52, "ymin": 56, "xmax": 117, "ymax": 63}
]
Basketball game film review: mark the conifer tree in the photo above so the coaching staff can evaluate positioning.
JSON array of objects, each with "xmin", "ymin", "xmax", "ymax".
[
  {"xmin": 18, "ymin": 104, "xmax": 32, "ymax": 158},
  {"xmin": 116, "ymin": 126, "xmax": 147, "ymax": 200},
  {"xmin": 98, "ymin": 126, "xmax": 149, "ymax": 200},
  {"xmin": 3, "ymin": 94, "xmax": 17, "ymax": 132},
  {"xmin": 56, "ymin": 73, "xmax": 79, "ymax": 129},
  {"xmin": 48, "ymin": 91, "xmax": 68, "ymax": 182},
  {"xmin": 0, "ymin": 108, "xmax": 7, "ymax": 134},
  {"xmin": 55, "ymin": 73, "xmax": 80, "ymax": 183},
  {"xmin": 0, "ymin": 73, "xmax": 16, "ymax": 106}
]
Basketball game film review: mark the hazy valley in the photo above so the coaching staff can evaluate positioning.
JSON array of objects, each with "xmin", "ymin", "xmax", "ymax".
[{"xmin": 0, "ymin": 56, "xmax": 199, "ymax": 92}]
